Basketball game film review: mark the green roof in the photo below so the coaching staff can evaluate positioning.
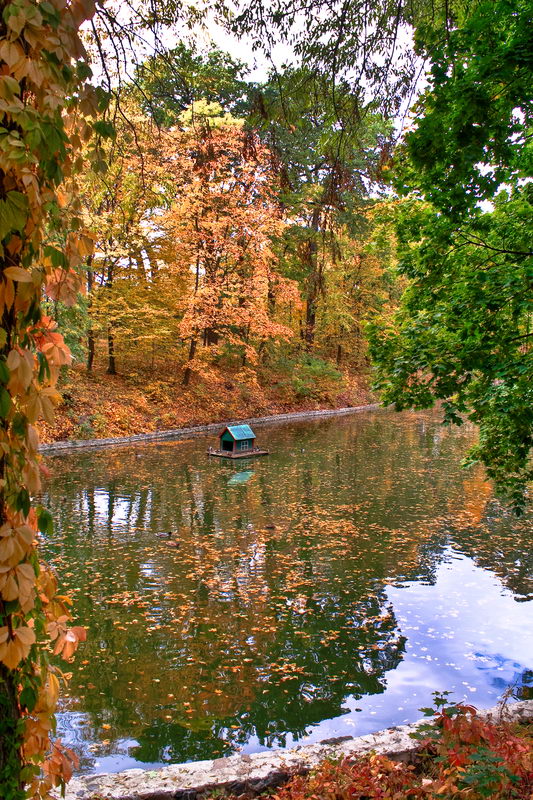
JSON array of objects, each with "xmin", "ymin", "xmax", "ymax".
[
  {"xmin": 223, "ymin": 424, "xmax": 256, "ymax": 441},
  {"xmin": 227, "ymin": 470, "xmax": 254, "ymax": 485}
]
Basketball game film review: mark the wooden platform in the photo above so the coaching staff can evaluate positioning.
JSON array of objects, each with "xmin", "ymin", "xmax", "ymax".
[{"xmin": 207, "ymin": 448, "xmax": 269, "ymax": 459}]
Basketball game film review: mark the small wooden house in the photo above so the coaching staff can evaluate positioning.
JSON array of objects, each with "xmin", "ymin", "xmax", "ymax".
[
  {"xmin": 208, "ymin": 424, "xmax": 269, "ymax": 459},
  {"xmin": 220, "ymin": 424, "xmax": 256, "ymax": 453}
]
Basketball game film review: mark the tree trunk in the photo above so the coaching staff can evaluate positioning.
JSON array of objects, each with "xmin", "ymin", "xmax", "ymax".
[
  {"xmin": 87, "ymin": 331, "xmax": 95, "ymax": 372},
  {"xmin": 305, "ymin": 295, "xmax": 317, "ymax": 349},
  {"xmin": 107, "ymin": 327, "xmax": 116, "ymax": 375},
  {"xmin": 1, "ymin": 227, "xmax": 24, "ymax": 798},
  {"xmin": 242, "ymin": 324, "xmax": 250, "ymax": 366},
  {"xmin": 87, "ymin": 256, "xmax": 95, "ymax": 371},
  {"xmin": 182, "ymin": 338, "xmax": 197, "ymax": 386},
  {"xmin": 203, "ymin": 328, "xmax": 219, "ymax": 346},
  {"xmin": 0, "ymin": 664, "xmax": 23, "ymax": 799},
  {"xmin": 105, "ymin": 263, "xmax": 116, "ymax": 374},
  {"xmin": 303, "ymin": 207, "xmax": 321, "ymax": 350}
]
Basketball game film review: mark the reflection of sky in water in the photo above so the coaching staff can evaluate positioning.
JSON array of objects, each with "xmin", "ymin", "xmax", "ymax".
[
  {"xmin": 242, "ymin": 550, "xmax": 532, "ymax": 753},
  {"xmin": 90, "ymin": 490, "xmax": 150, "ymax": 528},
  {"xmin": 55, "ymin": 711, "xmax": 157, "ymax": 774},
  {"xmin": 42, "ymin": 410, "xmax": 532, "ymax": 774},
  {"xmin": 57, "ymin": 544, "xmax": 532, "ymax": 769}
]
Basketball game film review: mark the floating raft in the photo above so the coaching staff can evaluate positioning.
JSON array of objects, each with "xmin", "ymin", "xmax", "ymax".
[{"xmin": 207, "ymin": 447, "xmax": 269, "ymax": 459}]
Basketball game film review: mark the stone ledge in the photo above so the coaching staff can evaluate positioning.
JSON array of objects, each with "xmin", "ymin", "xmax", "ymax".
[
  {"xmin": 56, "ymin": 699, "xmax": 533, "ymax": 800},
  {"xmin": 40, "ymin": 404, "xmax": 381, "ymax": 455}
]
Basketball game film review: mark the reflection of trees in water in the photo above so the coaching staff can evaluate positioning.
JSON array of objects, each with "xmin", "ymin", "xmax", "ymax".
[
  {"xmin": 130, "ymin": 592, "xmax": 405, "ymax": 764},
  {"xmin": 39, "ymin": 411, "xmax": 531, "ymax": 769},
  {"xmin": 448, "ymin": 505, "xmax": 532, "ymax": 600},
  {"xmin": 52, "ymin": 523, "xmax": 407, "ymax": 766}
]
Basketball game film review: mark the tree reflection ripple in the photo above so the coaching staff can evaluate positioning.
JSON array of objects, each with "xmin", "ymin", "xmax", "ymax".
[{"xmin": 40, "ymin": 410, "xmax": 532, "ymax": 774}]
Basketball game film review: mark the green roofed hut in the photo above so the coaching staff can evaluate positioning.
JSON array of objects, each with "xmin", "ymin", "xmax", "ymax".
[{"xmin": 208, "ymin": 424, "xmax": 269, "ymax": 459}]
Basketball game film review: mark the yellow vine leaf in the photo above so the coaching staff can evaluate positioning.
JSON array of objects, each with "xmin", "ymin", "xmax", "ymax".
[
  {"xmin": 7, "ymin": 347, "xmax": 35, "ymax": 393},
  {"xmin": 0, "ymin": 522, "xmax": 33, "ymax": 567},
  {"xmin": 0, "ymin": 562, "xmax": 35, "ymax": 610},
  {"xmin": 0, "ymin": 625, "xmax": 36, "ymax": 669},
  {"xmin": 2, "ymin": 266, "xmax": 32, "ymax": 282},
  {"xmin": 0, "ymin": 40, "xmax": 24, "ymax": 68}
]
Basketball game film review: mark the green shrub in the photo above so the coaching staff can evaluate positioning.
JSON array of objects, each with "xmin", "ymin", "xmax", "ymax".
[{"xmin": 290, "ymin": 356, "xmax": 343, "ymax": 400}]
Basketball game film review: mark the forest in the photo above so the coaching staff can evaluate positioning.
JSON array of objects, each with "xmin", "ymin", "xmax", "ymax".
[
  {"xmin": 0, "ymin": 0, "xmax": 532, "ymax": 797},
  {"xmin": 41, "ymin": 48, "xmax": 400, "ymax": 442}
]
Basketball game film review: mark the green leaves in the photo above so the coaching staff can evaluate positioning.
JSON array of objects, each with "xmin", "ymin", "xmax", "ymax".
[
  {"xmin": 37, "ymin": 507, "xmax": 54, "ymax": 536},
  {"xmin": 0, "ymin": 388, "xmax": 11, "ymax": 419},
  {"xmin": 0, "ymin": 359, "xmax": 10, "ymax": 385},
  {"xmin": 19, "ymin": 685, "xmax": 37, "ymax": 713},
  {"xmin": 404, "ymin": 0, "xmax": 533, "ymax": 220},
  {"xmin": 15, "ymin": 489, "xmax": 31, "ymax": 518},
  {"xmin": 93, "ymin": 120, "xmax": 116, "ymax": 139},
  {"xmin": 0, "ymin": 191, "xmax": 28, "ymax": 241},
  {"xmin": 369, "ymin": 0, "xmax": 533, "ymax": 510}
]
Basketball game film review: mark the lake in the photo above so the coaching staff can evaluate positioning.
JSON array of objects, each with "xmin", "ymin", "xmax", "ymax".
[{"xmin": 40, "ymin": 409, "xmax": 533, "ymax": 774}]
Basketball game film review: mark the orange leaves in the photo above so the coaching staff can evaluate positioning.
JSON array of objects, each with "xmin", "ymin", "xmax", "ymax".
[
  {"xmin": 57, "ymin": 626, "xmax": 87, "ymax": 661},
  {"xmin": 7, "ymin": 347, "xmax": 35, "ymax": 394},
  {"xmin": 0, "ymin": 40, "xmax": 25, "ymax": 70},
  {"xmin": 32, "ymin": 315, "xmax": 72, "ymax": 367},
  {"xmin": 3, "ymin": 266, "xmax": 33, "ymax": 282},
  {"xmin": 23, "ymin": 456, "xmax": 42, "ymax": 495},
  {"xmin": 45, "ymin": 267, "xmax": 85, "ymax": 307},
  {"xmin": 161, "ymin": 122, "xmax": 296, "ymax": 362},
  {"xmin": 25, "ymin": 386, "xmax": 62, "ymax": 425},
  {"xmin": 36, "ymin": 672, "xmax": 60, "ymax": 714},
  {"xmin": 4, "ymin": 346, "xmax": 64, "ymax": 425},
  {"xmin": 42, "ymin": 740, "xmax": 79, "ymax": 787},
  {"xmin": 274, "ymin": 754, "xmax": 428, "ymax": 800},
  {"xmin": 1, "ymin": 0, "xmax": 93, "ymax": 789},
  {"xmin": 70, "ymin": 0, "xmax": 97, "ymax": 28},
  {"xmin": 47, "ymin": 616, "xmax": 87, "ymax": 661},
  {"xmin": 0, "ymin": 561, "xmax": 36, "ymax": 611},
  {"xmin": 0, "ymin": 624, "xmax": 36, "ymax": 669},
  {"xmin": 1, "ymin": 319, "xmax": 70, "ymax": 429},
  {"xmin": 0, "ymin": 521, "xmax": 33, "ymax": 566}
]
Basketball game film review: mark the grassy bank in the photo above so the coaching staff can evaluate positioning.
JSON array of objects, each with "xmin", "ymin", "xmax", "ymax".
[{"xmin": 39, "ymin": 361, "xmax": 373, "ymax": 444}]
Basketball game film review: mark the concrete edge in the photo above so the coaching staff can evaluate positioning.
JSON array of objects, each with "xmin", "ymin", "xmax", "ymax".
[
  {"xmin": 39, "ymin": 404, "xmax": 381, "ymax": 455},
  {"xmin": 57, "ymin": 699, "xmax": 533, "ymax": 799}
]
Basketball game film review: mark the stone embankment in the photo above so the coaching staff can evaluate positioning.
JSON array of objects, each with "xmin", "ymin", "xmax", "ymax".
[
  {"xmin": 40, "ymin": 404, "xmax": 381, "ymax": 454},
  {"xmin": 57, "ymin": 699, "xmax": 532, "ymax": 800}
]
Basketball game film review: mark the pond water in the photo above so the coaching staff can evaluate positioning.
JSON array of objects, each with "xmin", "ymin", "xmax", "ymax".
[{"xmin": 40, "ymin": 409, "xmax": 533, "ymax": 775}]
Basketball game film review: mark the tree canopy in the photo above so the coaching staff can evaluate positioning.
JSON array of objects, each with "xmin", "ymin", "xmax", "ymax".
[{"xmin": 368, "ymin": 0, "xmax": 533, "ymax": 509}]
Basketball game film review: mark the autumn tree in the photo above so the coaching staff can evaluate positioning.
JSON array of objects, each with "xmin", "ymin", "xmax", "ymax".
[
  {"xmin": 316, "ymin": 221, "xmax": 399, "ymax": 368},
  {"xmin": 159, "ymin": 103, "xmax": 298, "ymax": 385},
  {"xmin": 235, "ymin": 0, "xmax": 532, "ymax": 504},
  {"xmin": 130, "ymin": 49, "xmax": 398, "ymax": 367},
  {"xmin": 79, "ymin": 102, "xmax": 182, "ymax": 375}
]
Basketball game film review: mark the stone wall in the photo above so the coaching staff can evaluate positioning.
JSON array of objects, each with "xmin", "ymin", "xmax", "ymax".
[
  {"xmin": 56, "ymin": 699, "xmax": 533, "ymax": 800},
  {"xmin": 40, "ymin": 404, "xmax": 381, "ymax": 455}
]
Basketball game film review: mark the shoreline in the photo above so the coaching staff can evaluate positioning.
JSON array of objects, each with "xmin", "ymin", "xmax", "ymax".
[
  {"xmin": 55, "ymin": 699, "xmax": 533, "ymax": 800},
  {"xmin": 40, "ymin": 402, "xmax": 381, "ymax": 454}
]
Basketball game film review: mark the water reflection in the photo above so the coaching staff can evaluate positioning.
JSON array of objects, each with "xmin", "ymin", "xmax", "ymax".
[{"xmin": 40, "ymin": 410, "xmax": 532, "ymax": 773}]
